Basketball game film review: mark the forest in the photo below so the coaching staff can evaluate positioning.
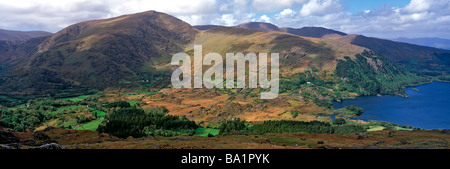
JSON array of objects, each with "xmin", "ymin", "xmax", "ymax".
[
  {"xmin": 218, "ymin": 118, "xmax": 367, "ymax": 135},
  {"xmin": 97, "ymin": 106, "xmax": 198, "ymax": 138}
]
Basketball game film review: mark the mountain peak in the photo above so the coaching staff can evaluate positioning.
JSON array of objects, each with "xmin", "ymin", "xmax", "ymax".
[{"xmin": 38, "ymin": 10, "xmax": 197, "ymax": 53}]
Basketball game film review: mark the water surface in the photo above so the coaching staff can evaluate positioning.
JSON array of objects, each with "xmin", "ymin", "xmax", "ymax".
[{"xmin": 333, "ymin": 82, "xmax": 450, "ymax": 129}]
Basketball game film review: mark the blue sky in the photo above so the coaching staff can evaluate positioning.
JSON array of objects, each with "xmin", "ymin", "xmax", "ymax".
[
  {"xmin": 0, "ymin": 0, "xmax": 449, "ymax": 39},
  {"xmin": 341, "ymin": 0, "xmax": 410, "ymax": 13},
  {"xmin": 260, "ymin": 0, "xmax": 410, "ymax": 17}
]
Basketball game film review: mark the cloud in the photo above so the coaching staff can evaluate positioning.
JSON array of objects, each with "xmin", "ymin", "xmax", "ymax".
[
  {"xmin": 299, "ymin": 0, "xmax": 343, "ymax": 16},
  {"xmin": 403, "ymin": 0, "xmax": 431, "ymax": 12},
  {"xmin": 251, "ymin": 0, "xmax": 307, "ymax": 12},
  {"xmin": 280, "ymin": 9, "xmax": 295, "ymax": 16},
  {"xmin": 259, "ymin": 15, "xmax": 271, "ymax": 23},
  {"xmin": 268, "ymin": 0, "xmax": 450, "ymax": 39},
  {"xmin": 0, "ymin": 0, "xmax": 218, "ymax": 32},
  {"xmin": 212, "ymin": 14, "xmax": 238, "ymax": 26}
]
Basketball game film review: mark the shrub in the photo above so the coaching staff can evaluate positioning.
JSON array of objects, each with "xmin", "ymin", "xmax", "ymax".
[{"xmin": 333, "ymin": 118, "xmax": 347, "ymax": 125}]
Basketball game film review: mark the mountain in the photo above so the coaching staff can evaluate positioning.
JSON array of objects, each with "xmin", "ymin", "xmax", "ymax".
[
  {"xmin": 347, "ymin": 35, "xmax": 450, "ymax": 75},
  {"xmin": 392, "ymin": 37, "xmax": 450, "ymax": 50},
  {"xmin": 280, "ymin": 27, "xmax": 347, "ymax": 38},
  {"xmin": 199, "ymin": 22, "xmax": 347, "ymax": 38},
  {"xmin": 193, "ymin": 25, "xmax": 221, "ymax": 30},
  {"xmin": 0, "ymin": 29, "xmax": 52, "ymax": 41},
  {"xmin": 234, "ymin": 22, "xmax": 281, "ymax": 32},
  {"xmin": 0, "ymin": 10, "xmax": 198, "ymax": 94},
  {"xmin": 226, "ymin": 22, "xmax": 450, "ymax": 75}
]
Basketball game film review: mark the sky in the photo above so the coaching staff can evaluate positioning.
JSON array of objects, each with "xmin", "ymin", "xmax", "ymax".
[{"xmin": 0, "ymin": 0, "xmax": 449, "ymax": 39}]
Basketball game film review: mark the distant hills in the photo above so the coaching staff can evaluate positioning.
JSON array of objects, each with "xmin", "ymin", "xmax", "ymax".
[
  {"xmin": 0, "ymin": 29, "xmax": 52, "ymax": 41},
  {"xmin": 392, "ymin": 37, "xmax": 450, "ymax": 50},
  {"xmin": 203, "ymin": 22, "xmax": 450, "ymax": 75},
  {"xmin": 195, "ymin": 23, "xmax": 347, "ymax": 39}
]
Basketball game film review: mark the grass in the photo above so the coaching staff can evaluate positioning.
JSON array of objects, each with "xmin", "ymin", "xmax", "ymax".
[
  {"xmin": 367, "ymin": 126, "xmax": 386, "ymax": 132},
  {"xmin": 61, "ymin": 95, "xmax": 94, "ymax": 102},
  {"xmin": 53, "ymin": 105, "xmax": 86, "ymax": 115},
  {"xmin": 74, "ymin": 108, "xmax": 106, "ymax": 131},
  {"xmin": 75, "ymin": 117, "xmax": 105, "ymax": 131},
  {"xmin": 395, "ymin": 126, "xmax": 413, "ymax": 131},
  {"xmin": 89, "ymin": 107, "xmax": 106, "ymax": 117},
  {"xmin": 265, "ymin": 135, "xmax": 311, "ymax": 147},
  {"xmin": 62, "ymin": 120, "xmax": 78, "ymax": 129},
  {"xmin": 127, "ymin": 100, "xmax": 138, "ymax": 106},
  {"xmin": 193, "ymin": 128, "xmax": 220, "ymax": 137}
]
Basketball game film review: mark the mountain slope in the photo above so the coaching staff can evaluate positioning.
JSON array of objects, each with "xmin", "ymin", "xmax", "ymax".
[
  {"xmin": 0, "ymin": 29, "xmax": 52, "ymax": 41},
  {"xmin": 193, "ymin": 25, "xmax": 221, "ymax": 30},
  {"xmin": 349, "ymin": 35, "xmax": 450, "ymax": 75},
  {"xmin": 229, "ymin": 22, "xmax": 450, "ymax": 75},
  {"xmin": 280, "ymin": 27, "xmax": 347, "ymax": 38},
  {"xmin": 234, "ymin": 22, "xmax": 281, "ymax": 32},
  {"xmin": 0, "ymin": 10, "xmax": 198, "ymax": 94},
  {"xmin": 392, "ymin": 37, "xmax": 450, "ymax": 50}
]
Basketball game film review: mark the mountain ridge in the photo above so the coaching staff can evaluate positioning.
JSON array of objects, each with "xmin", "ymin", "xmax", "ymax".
[
  {"xmin": 392, "ymin": 37, "xmax": 450, "ymax": 50},
  {"xmin": 214, "ymin": 22, "xmax": 450, "ymax": 74},
  {"xmin": 0, "ymin": 29, "xmax": 52, "ymax": 41}
]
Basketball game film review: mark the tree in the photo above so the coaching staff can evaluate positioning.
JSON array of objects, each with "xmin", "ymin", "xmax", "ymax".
[{"xmin": 333, "ymin": 118, "xmax": 347, "ymax": 125}]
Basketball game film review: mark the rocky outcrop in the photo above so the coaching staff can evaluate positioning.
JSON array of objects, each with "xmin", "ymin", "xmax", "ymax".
[
  {"xmin": 31, "ymin": 143, "xmax": 65, "ymax": 149},
  {"xmin": 0, "ymin": 130, "xmax": 19, "ymax": 144}
]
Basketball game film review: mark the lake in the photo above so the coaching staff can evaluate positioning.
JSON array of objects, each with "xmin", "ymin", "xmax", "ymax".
[{"xmin": 333, "ymin": 82, "xmax": 450, "ymax": 129}]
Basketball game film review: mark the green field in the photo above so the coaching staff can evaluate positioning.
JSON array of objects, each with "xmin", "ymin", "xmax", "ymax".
[
  {"xmin": 61, "ymin": 95, "xmax": 94, "ymax": 102},
  {"xmin": 89, "ymin": 107, "xmax": 106, "ymax": 117},
  {"xmin": 75, "ymin": 117, "xmax": 104, "ymax": 131},
  {"xmin": 75, "ymin": 108, "xmax": 106, "ymax": 131},
  {"xmin": 395, "ymin": 126, "xmax": 413, "ymax": 131},
  {"xmin": 367, "ymin": 126, "xmax": 386, "ymax": 132},
  {"xmin": 127, "ymin": 100, "xmax": 138, "ymax": 106},
  {"xmin": 193, "ymin": 128, "xmax": 220, "ymax": 137}
]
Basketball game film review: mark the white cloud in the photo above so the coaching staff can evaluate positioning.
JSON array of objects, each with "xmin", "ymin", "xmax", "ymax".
[
  {"xmin": 403, "ymin": 0, "xmax": 431, "ymax": 12},
  {"xmin": 299, "ymin": 0, "xmax": 343, "ymax": 16},
  {"xmin": 259, "ymin": 15, "xmax": 271, "ymax": 23},
  {"xmin": 268, "ymin": 0, "xmax": 450, "ymax": 39},
  {"xmin": 280, "ymin": 9, "xmax": 295, "ymax": 16},
  {"xmin": 213, "ymin": 14, "xmax": 238, "ymax": 26},
  {"xmin": 0, "ymin": 0, "xmax": 218, "ymax": 32},
  {"xmin": 251, "ymin": 0, "xmax": 307, "ymax": 12}
]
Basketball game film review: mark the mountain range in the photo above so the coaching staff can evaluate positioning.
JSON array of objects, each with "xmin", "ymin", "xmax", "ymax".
[
  {"xmin": 392, "ymin": 37, "xmax": 450, "ymax": 50},
  {"xmin": 196, "ymin": 22, "xmax": 450, "ymax": 76},
  {"xmin": 1, "ymin": 10, "xmax": 449, "ymax": 97},
  {"xmin": 0, "ymin": 29, "xmax": 52, "ymax": 41}
]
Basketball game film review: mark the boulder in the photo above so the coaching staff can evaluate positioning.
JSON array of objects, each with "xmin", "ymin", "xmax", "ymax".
[
  {"xmin": 357, "ymin": 134, "xmax": 368, "ymax": 140},
  {"xmin": 32, "ymin": 131, "xmax": 53, "ymax": 143},
  {"xmin": 398, "ymin": 140, "xmax": 410, "ymax": 145},
  {"xmin": 375, "ymin": 140, "xmax": 386, "ymax": 145},
  {"xmin": 0, "ymin": 130, "xmax": 20, "ymax": 144},
  {"xmin": 32, "ymin": 143, "xmax": 64, "ymax": 149},
  {"xmin": 0, "ymin": 145, "xmax": 16, "ymax": 149}
]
